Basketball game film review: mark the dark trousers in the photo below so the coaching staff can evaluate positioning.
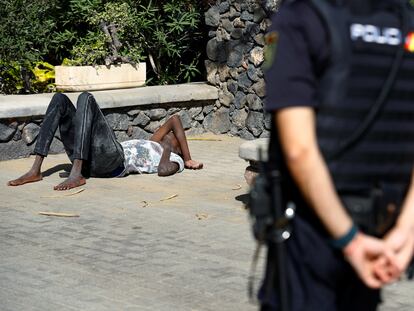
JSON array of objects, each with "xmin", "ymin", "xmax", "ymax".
[
  {"xmin": 34, "ymin": 92, "xmax": 124, "ymax": 177},
  {"xmin": 260, "ymin": 215, "xmax": 381, "ymax": 311}
]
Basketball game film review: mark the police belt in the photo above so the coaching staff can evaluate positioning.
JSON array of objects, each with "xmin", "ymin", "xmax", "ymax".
[{"xmin": 339, "ymin": 184, "xmax": 404, "ymax": 237}]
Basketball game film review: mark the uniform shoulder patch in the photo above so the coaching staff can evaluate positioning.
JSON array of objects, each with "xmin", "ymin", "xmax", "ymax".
[
  {"xmin": 405, "ymin": 32, "xmax": 414, "ymax": 53},
  {"xmin": 263, "ymin": 31, "xmax": 279, "ymax": 70}
]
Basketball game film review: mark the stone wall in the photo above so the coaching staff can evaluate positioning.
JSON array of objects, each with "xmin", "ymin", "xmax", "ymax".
[
  {"xmin": 0, "ymin": 100, "xmax": 215, "ymax": 161},
  {"xmin": 204, "ymin": 0, "xmax": 278, "ymax": 139}
]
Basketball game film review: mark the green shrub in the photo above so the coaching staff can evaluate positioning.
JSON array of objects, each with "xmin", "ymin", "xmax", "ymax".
[
  {"xmin": 65, "ymin": 0, "xmax": 205, "ymax": 84},
  {"xmin": 0, "ymin": 61, "xmax": 55, "ymax": 94},
  {"xmin": 67, "ymin": 2, "xmax": 146, "ymax": 66},
  {"xmin": 132, "ymin": 0, "xmax": 205, "ymax": 84},
  {"xmin": 0, "ymin": 0, "xmax": 207, "ymax": 94},
  {"xmin": 0, "ymin": 0, "xmax": 59, "ymax": 93},
  {"xmin": 0, "ymin": 61, "xmax": 24, "ymax": 94}
]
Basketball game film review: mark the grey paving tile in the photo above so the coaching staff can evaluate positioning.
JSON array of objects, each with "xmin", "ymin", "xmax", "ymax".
[{"xmin": 0, "ymin": 135, "xmax": 412, "ymax": 310}]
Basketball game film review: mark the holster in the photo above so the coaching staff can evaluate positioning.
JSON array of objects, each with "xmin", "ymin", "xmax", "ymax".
[{"xmin": 340, "ymin": 183, "xmax": 404, "ymax": 237}]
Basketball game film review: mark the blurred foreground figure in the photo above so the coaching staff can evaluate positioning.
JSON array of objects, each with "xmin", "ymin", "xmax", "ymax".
[{"xmin": 259, "ymin": 0, "xmax": 414, "ymax": 310}]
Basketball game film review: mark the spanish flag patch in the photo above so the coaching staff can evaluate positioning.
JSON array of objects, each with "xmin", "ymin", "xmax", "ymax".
[
  {"xmin": 405, "ymin": 32, "xmax": 414, "ymax": 52},
  {"xmin": 263, "ymin": 31, "xmax": 279, "ymax": 71}
]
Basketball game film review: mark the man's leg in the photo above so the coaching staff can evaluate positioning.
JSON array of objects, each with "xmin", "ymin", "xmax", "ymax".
[
  {"xmin": 7, "ymin": 155, "xmax": 44, "ymax": 186},
  {"xmin": 150, "ymin": 115, "xmax": 203, "ymax": 169},
  {"xmin": 54, "ymin": 92, "xmax": 124, "ymax": 190},
  {"xmin": 8, "ymin": 93, "xmax": 76, "ymax": 186}
]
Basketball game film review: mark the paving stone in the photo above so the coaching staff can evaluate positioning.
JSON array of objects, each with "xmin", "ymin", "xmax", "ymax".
[{"xmin": 0, "ymin": 136, "xmax": 411, "ymax": 311}]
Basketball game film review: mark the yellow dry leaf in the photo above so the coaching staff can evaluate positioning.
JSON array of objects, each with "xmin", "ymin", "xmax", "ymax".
[
  {"xmin": 160, "ymin": 194, "xmax": 178, "ymax": 201},
  {"xmin": 39, "ymin": 212, "xmax": 79, "ymax": 217},
  {"xmin": 232, "ymin": 184, "xmax": 242, "ymax": 190},
  {"xmin": 40, "ymin": 188, "xmax": 85, "ymax": 198}
]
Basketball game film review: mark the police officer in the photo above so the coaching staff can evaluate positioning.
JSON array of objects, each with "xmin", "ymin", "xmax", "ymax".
[{"xmin": 261, "ymin": 0, "xmax": 414, "ymax": 310}]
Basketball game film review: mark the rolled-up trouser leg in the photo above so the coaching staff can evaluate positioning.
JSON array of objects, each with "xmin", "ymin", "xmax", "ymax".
[
  {"xmin": 34, "ymin": 93, "xmax": 76, "ymax": 157},
  {"xmin": 72, "ymin": 92, "xmax": 124, "ymax": 177}
]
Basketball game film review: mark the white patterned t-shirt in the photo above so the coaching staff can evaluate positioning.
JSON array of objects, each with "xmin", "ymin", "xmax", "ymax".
[{"xmin": 118, "ymin": 139, "xmax": 184, "ymax": 177}]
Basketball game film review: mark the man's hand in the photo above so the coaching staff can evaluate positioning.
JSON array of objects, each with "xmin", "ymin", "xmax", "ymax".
[{"xmin": 343, "ymin": 232, "xmax": 395, "ymax": 288}]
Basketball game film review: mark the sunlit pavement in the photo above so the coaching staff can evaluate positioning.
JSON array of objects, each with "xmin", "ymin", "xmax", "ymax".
[{"xmin": 0, "ymin": 134, "xmax": 411, "ymax": 310}]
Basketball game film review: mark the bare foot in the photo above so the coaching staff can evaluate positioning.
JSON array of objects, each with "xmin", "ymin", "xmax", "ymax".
[
  {"xmin": 54, "ymin": 176, "xmax": 86, "ymax": 191},
  {"xmin": 185, "ymin": 159, "xmax": 203, "ymax": 170},
  {"xmin": 7, "ymin": 172, "xmax": 43, "ymax": 186}
]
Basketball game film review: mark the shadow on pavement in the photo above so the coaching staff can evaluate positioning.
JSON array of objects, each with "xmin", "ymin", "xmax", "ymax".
[
  {"xmin": 235, "ymin": 193, "xmax": 249, "ymax": 205},
  {"xmin": 42, "ymin": 163, "xmax": 72, "ymax": 177}
]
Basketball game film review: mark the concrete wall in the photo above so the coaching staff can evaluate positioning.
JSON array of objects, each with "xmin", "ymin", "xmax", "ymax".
[
  {"xmin": 0, "ymin": 83, "xmax": 219, "ymax": 161},
  {"xmin": 204, "ymin": 0, "xmax": 279, "ymax": 139}
]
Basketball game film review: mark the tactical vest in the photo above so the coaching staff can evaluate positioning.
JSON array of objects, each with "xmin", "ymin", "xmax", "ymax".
[{"xmin": 310, "ymin": 0, "xmax": 414, "ymax": 193}]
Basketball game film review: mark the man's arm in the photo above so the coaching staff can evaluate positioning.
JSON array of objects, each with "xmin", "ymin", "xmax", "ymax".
[
  {"xmin": 150, "ymin": 115, "xmax": 202, "ymax": 169},
  {"xmin": 395, "ymin": 169, "xmax": 414, "ymax": 233},
  {"xmin": 157, "ymin": 145, "xmax": 179, "ymax": 177},
  {"xmin": 276, "ymin": 107, "xmax": 352, "ymax": 237},
  {"xmin": 275, "ymin": 107, "xmax": 392, "ymax": 288}
]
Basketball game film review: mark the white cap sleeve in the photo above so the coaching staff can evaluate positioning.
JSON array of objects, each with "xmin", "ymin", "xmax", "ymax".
[{"xmin": 169, "ymin": 152, "xmax": 185, "ymax": 172}]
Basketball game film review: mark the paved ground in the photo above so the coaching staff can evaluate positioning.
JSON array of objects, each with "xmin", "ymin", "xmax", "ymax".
[{"xmin": 0, "ymin": 135, "xmax": 412, "ymax": 311}]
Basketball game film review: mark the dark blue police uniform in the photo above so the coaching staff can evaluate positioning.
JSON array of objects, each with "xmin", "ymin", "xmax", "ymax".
[{"xmin": 262, "ymin": 0, "xmax": 414, "ymax": 310}]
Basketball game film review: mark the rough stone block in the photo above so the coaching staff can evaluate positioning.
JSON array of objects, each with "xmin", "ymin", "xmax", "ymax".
[
  {"xmin": 147, "ymin": 109, "xmax": 167, "ymax": 121},
  {"xmin": 203, "ymin": 107, "xmax": 231, "ymax": 134},
  {"xmin": 226, "ymin": 41, "xmax": 244, "ymax": 68},
  {"xmin": 145, "ymin": 121, "xmax": 163, "ymax": 133},
  {"xmin": 0, "ymin": 139, "xmax": 34, "ymax": 160},
  {"xmin": 22, "ymin": 123, "xmax": 40, "ymax": 145},
  {"xmin": 177, "ymin": 110, "xmax": 192, "ymax": 130},
  {"xmin": 131, "ymin": 112, "xmax": 150, "ymax": 127},
  {"xmin": 49, "ymin": 138, "xmax": 66, "ymax": 154},
  {"xmin": 249, "ymin": 47, "xmax": 264, "ymax": 67},
  {"xmin": 246, "ymin": 111, "xmax": 264, "ymax": 137},
  {"xmin": 239, "ymin": 128, "xmax": 255, "ymax": 140},
  {"xmin": 207, "ymin": 38, "xmax": 227, "ymax": 63},
  {"xmin": 247, "ymin": 94, "xmax": 263, "ymax": 111},
  {"xmin": 231, "ymin": 109, "xmax": 248, "ymax": 129},
  {"xmin": 130, "ymin": 127, "xmax": 151, "ymax": 140},
  {"xmin": 105, "ymin": 113, "xmax": 130, "ymax": 131},
  {"xmin": 218, "ymin": 89, "xmax": 234, "ymax": 107},
  {"xmin": 251, "ymin": 79, "xmax": 266, "ymax": 97},
  {"xmin": 234, "ymin": 92, "xmax": 247, "ymax": 109},
  {"xmin": 205, "ymin": 5, "xmax": 220, "ymax": 27},
  {"xmin": 189, "ymin": 107, "xmax": 203, "ymax": 119},
  {"xmin": 203, "ymin": 105, "xmax": 214, "ymax": 115},
  {"xmin": 0, "ymin": 123, "xmax": 17, "ymax": 143},
  {"xmin": 115, "ymin": 131, "xmax": 130, "ymax": 142},
  {"xmin": 221, "ymin": 18, "xmax": 234, "ymax": 34}
]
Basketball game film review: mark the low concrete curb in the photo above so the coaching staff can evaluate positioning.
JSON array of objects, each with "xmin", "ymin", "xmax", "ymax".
[
  {"xmin": 238, "ymin": 138, "xmax": 269, "ymax": 185},
  {"xmin": 0, "ymin": 82, "xmax": 218, "ymax": 119},
  {"xmin": 239, "ymin": 138, "xmax": 269, "ymax": 162}
]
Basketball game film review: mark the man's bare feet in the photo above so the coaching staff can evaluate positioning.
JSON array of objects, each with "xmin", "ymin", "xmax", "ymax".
[
  {"xmin": 54, "ymin": 176, "xmax": 86, "ymax": 191},
  {"xmin": 7, "ymin": 172, "xmax": 43, "ymax": 186},
  {"xmin": 185, "ymin": 159, "xmax": 203, "ymax": 170}
]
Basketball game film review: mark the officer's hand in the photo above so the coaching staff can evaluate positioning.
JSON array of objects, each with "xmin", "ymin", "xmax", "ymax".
[
  {"xmin": 343, "ymin": 232, "xmax": 392, "ymax": 288},
  {"xmin": 382, "ymin": 225, "xmax": 414, "ymax": 280}
]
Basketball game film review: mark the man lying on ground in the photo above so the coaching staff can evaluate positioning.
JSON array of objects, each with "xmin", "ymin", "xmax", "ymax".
[{"xmin": 7, "ymin": 92, "xmax": 203, "ymax": 190}]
